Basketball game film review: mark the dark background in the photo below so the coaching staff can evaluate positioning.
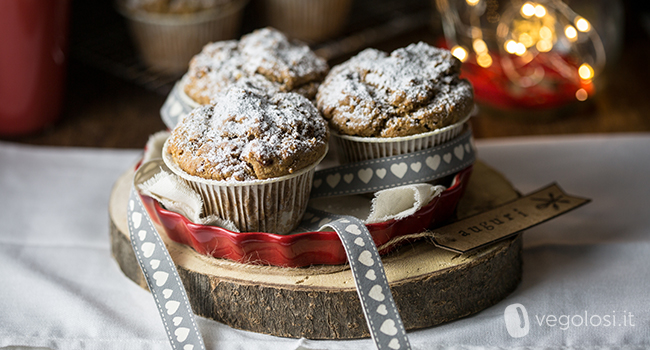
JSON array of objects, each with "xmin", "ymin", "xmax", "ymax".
[{"xmin": 3, "ymin": 0, "xmax": 649, "ymax": 148}]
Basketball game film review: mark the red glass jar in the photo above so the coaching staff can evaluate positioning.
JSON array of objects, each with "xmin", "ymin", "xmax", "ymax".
[{"xmin": 0, "ymin": 0, "xmax": 70, "ymax": 136}]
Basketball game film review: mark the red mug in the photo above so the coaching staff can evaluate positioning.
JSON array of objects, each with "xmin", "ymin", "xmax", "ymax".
[{"xmin": 0, "ymin": 0, "xmax": 70, "ymax": 136}]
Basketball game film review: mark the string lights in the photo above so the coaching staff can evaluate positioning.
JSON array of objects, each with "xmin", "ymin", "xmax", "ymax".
[{"xmin": 437, "ymin": 0, "xmax": 607, "ymax": 109}]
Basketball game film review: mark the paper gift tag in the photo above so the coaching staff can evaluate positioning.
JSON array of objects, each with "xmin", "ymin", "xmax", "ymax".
[{"xmin": 431, "ymin": 184, "xmax": 590, "ymax": 253}]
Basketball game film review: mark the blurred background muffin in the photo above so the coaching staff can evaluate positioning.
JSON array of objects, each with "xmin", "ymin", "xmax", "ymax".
[
  {"xmin": 260, "ymin": 0, "xmax": 353, "ymax": 43},
  {"xmin": 117, "ymin": 0, "xmax": 249, "ymax": 73}
]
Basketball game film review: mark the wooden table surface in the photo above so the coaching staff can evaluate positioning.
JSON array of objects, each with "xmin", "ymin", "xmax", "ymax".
[{"xmin": 3, "ymin": 2, "xmax": 649, "ymax": 149}]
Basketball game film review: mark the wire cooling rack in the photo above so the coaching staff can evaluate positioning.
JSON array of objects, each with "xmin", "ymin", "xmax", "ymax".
[{"xmin": 69, "ymin": 0, "xmax": 433, "ymax": 95}]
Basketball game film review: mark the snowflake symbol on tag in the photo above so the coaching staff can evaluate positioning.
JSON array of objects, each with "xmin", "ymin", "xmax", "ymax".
[{"xmin": 532, "ymin": 192, "xmax": 570, "ymax": 210}]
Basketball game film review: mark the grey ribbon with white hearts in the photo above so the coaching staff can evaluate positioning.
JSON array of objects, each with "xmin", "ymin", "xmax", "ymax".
[
  {"xmin": 299, "ymin": 129, "xmax": 475, "ymax": 350},
  {"xmin": 316, "ymin": 211, "xmax": 412, "ymax": 350},
  {"xmin": 311, "ymin": 128, "xmax": 475, "ymax": 198},
  {"xmin": 160, "ymin": 81, "xmax": 194, "ymax": 130},
  {"xmin": 128, "ymin": 185, "xmax": 206, "ymax": 350}
]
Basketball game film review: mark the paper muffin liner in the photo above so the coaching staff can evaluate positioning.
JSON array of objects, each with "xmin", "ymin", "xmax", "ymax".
[
  {"xmin": 117, "ymin": 0, "xmax": 248, "ymax": 74},
  {"xmin": 333, "ymin": 113, "xmax": 472, "ymax": 164},
  {"xmin": 263, "ymin": 0, "xmax": 352, "ymax": 42},
  {"xmin": 162, "ymin": 140, "xmax": 327, "ymax": 234},
  {"xmin": 160, "ymin": 75, "xmax": 200, "ymax": 129}
]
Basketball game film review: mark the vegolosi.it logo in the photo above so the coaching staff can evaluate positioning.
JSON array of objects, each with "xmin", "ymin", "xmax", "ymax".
[
  {"xmin": 504, "ymin": 303, "xmax": 530, "ymax": 338},
  {"xmin": 504, "ymin": 303, "xmax": 636, "ymax": 338}
]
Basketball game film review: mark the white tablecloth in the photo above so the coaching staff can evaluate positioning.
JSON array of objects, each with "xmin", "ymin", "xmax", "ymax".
[{"xmin": 1, "ymin": 134, "xmax": 649, "ymax": 350}]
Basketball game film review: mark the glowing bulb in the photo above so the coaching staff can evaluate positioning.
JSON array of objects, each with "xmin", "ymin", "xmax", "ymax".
[
  {"xmin": 534, "ymin": 4, "xmax": 546, "ymax": 17},
  {"xmin": 451, "ymin": 46, "xmax": 468, "ymax": 62},
  {"xmin": 539, "ymin": 26, "xmax": 553, "ymax": 40},
  {"xmin": 565, "ymin": 25, "xmax": 577, "ymax": 41},
  {"xmin": 466, "ymin": 0, "xmax": 480, "ymax": 5},
  {"xmin": 575, "ymin": 17, "xmax": 590, "ymax": 32},
  {"xmin": 536, "ymin": 39, "xmax": 553, "ymax": 52},
  {"xmin": 473, "ymin": 39, "xmax": 488, "ymax": 54},
  {"xmin": 578, "ymin": 63, "xmax": 594, "ymax": 80},
  {"xmin": 477, "ymin": 53, "xmax": 493, "ymax": 68},
  {"xmin": 515, "ymin": 42, "xmax": 527, "ymax": 56},
  {"xmin": 521, "ymin": 2, "xmax": 535, "ymax": 17},
  {"xmin": 575, "ymin": 88, "xmax": 588, "ymax": 101},
  {"xmin": 519, "ymin": 33, "xmax": 534, "ymax": 48},
  {"xmin": 505, "ymin": 40, "xmax": 518, "ymax": 54}
]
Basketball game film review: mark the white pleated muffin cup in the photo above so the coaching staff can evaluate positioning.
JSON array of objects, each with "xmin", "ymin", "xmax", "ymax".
[
  {"xmin": 263, "ymin": 0, "xmax": 352, "ymax": 43},
  {"xmin": 117, "ymin": 0, "xmax": 248, "ymax": 74},
  {"xmin": 162, "ymin": 140, "xmax": 327, "ymax": 234},
  {"xmin": 333, "ymin": 113, "xmax": 471, "ymax": 164}
]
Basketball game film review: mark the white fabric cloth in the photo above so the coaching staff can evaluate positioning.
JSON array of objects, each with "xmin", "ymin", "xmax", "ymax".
[
  {"xmin": 366, "ymin": 184, "xmax": 443, "ymax": 224},
  {"xmin": 139, "ymin": 170, "xmax": 241, "ymax": 231},
  {"xmin": 1, "ymin": 134, "xmax": 649, "ymax": 350}
]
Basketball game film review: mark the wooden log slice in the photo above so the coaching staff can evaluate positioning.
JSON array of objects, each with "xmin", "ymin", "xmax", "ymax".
[{"xmin": 109, "ymin": 160, "xmax": 522, "ymax": 339}]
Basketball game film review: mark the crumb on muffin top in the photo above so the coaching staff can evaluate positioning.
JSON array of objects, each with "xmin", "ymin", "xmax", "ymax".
[
  {"xmin": 316, "ymin": 42, "xmax": 474, "ymax": 138},
  {"xmin": 168, "ymin": 81, "xmax": 329, "ymax": 181},
  {"xmin": 184, "ymin": 27, "xmax": 329, "ymax": 104}
]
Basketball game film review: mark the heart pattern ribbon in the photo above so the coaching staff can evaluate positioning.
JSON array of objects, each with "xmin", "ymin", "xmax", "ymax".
[
  {"xmin": 295, "ymin": 129, "xmax": 474, "ymax": 349},
  {"xmin": 128, "ymin": 183, "xmax": 205, "ymax": 350},
  {"xmin": 311, "ymin": 128, "xmax": 475, "ymax": 198},
  {"xmin": 317, "ymin": 211, "xmax": 412, "ymax": 350},
  {"xmin": 160, "ymin": 81, "xmax": 195, "ymax": 130}
]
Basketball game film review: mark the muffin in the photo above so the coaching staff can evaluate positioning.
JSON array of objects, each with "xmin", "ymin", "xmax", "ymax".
[
  {"xmin": 184, "ymin": 27, "xmax": 329, "ymax": 103},
  {"xmin": 163, "ymin": 81, "xmax": 329, "ymax": 233},
  {"xmin": 161, "ymin": 27, "xmax": 329, "ymax": 129},
  {"xmin": 316, "ymin": 42, "xmax": 474, "ymax": 162},
  {"xmin": 117, "ymin": 0, "xmax": 247, "ymax": 73}
]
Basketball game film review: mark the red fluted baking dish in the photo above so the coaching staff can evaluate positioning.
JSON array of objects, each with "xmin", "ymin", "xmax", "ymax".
[{"xmin": 140, "ymin": 166, "xmax": 472, "ymax": 267}]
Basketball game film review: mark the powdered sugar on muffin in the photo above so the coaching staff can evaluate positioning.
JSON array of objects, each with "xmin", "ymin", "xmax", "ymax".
[
  {"xmin": 184, "ymin": 27, "xmax": 329, "ymax": 104},
  {"xmin": 316, "ymin": 42, "xmax": 473, "ymax": 137},
  {"xmin": 168, "ymin": 82, "xmax": 329, "ymax": 181}
]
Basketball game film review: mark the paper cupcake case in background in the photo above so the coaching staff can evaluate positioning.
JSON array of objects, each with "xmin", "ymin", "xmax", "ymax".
[
  {"xmin": 117, "ymin": 0, "xmax": 248, "ymax": 73},
  {"xmin": 261, "ymin": 0, "xmax": 352, "ymax": 43}
]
